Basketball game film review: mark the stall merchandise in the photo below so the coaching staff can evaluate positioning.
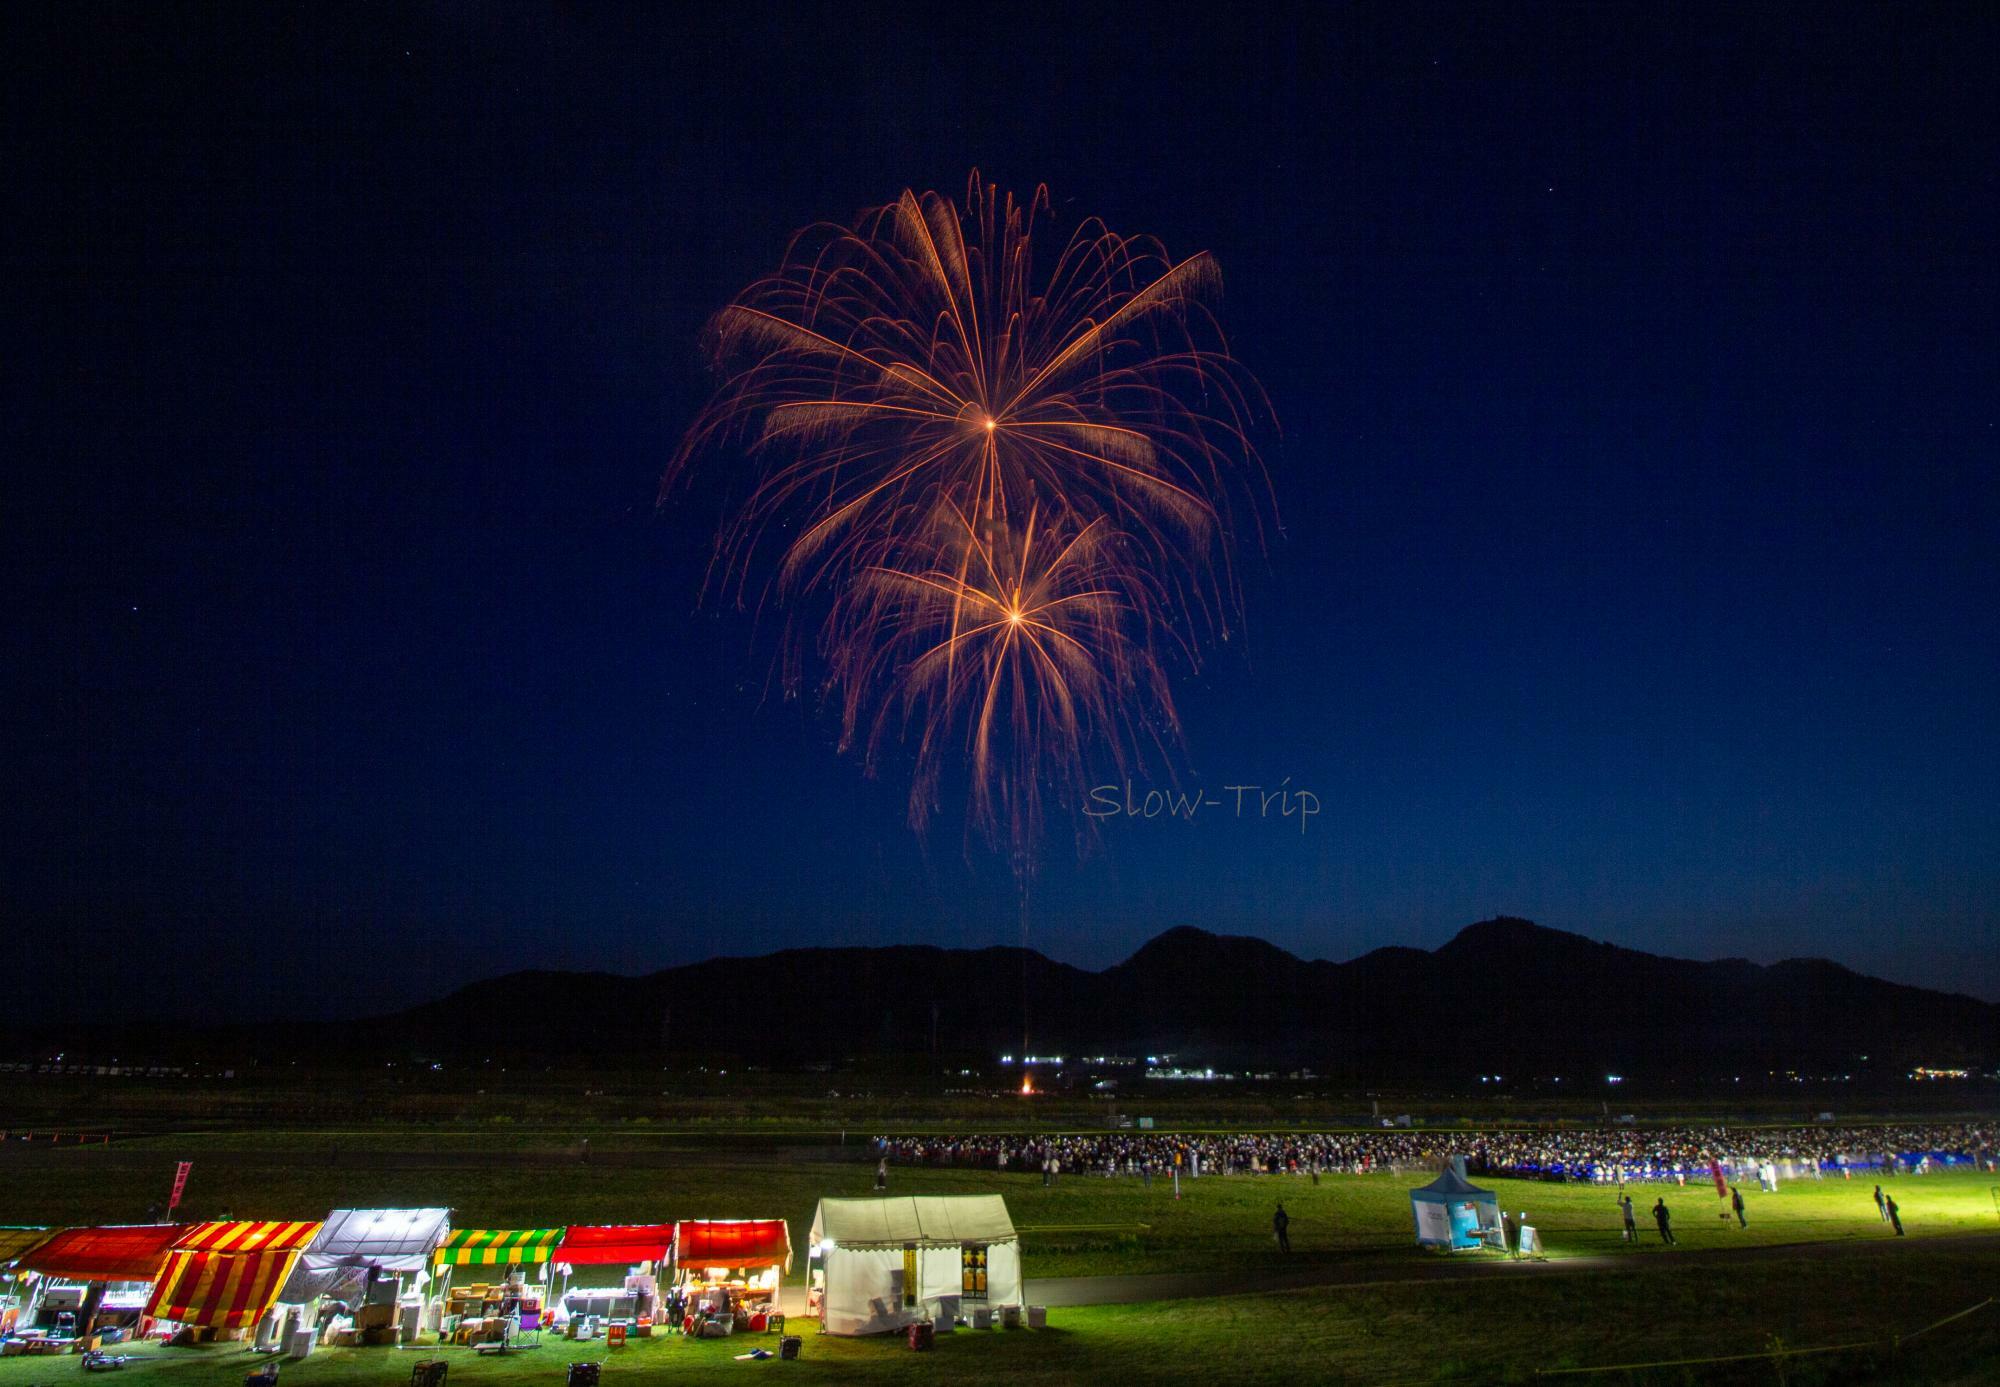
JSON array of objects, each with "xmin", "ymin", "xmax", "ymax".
[
  {"xmin": 276, "ymin": 1207, "xmax": 451, "ymax": 1346},
  {"xmin": 0, "ymin": 1229, "xmax": 50, "ymax": 1336},
  {"xmin": 670, "ymin": 1220, "xmax": 790, "ymax": 1328},
  {"xmin": 554, "ymin": 1225, "xmax": 674, "ymax": 1329},
  {"xmin": 433, "ymin": 1230, "xmax": 563, "ymax": 1345},
  {"xmin": 278, "ymin": 1208, "xmax": 452, "ymax": 1306},
  {"xmin": 16, "ymin": 1225, "xmax": 184, "ymax": 1337},
  {"xmin": 806, "ymin": 1197, "xmax": 1020, "ymax": 1337},
  {"xmin": 146, "ymin": 1221, "xmax": 323, "ymax": 1335}
]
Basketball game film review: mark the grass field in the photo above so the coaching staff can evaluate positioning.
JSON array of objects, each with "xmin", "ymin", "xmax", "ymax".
[
  {"xmin": 5, "ymin": 1128, "xmax": 1999, "ymax": 1382},
  {"xmin": 4, "ymin": 1138, "xmax": 1993, "ymax": 1280},
  {"xmin": 2, "ymin": 1245, "xmax": 1996, "ymax": 1385}
]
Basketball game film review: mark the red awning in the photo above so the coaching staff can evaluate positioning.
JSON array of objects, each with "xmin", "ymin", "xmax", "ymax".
[
  {"xmin": 673, "ymin": 1220, "xmax": 791, "ymax": 1272},
  {"xmin": 556, "ymin": 1224, "xmax": 673, "ymax": 1268},
  {"xmin": 20, "ymin": 1225, "xmax": 183, "ymax": 1282}
]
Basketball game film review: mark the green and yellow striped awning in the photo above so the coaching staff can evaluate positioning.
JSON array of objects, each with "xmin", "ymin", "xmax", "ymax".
[{"xmin": 433, "ymin": 1229, "xmax": 564, "ymax": 1268}]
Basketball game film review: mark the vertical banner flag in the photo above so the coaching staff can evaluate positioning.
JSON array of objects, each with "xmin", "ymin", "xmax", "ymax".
[
  {"xmin": 168, "ymin": 1161, "xmax": 193, "ymax": 1212},
  {"xmin": 1709, "ymin": 1158, "xmax": 1727, "ymax": 1199}
]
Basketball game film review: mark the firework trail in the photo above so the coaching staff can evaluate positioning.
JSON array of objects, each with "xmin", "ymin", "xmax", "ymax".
[
  {"xmin": 666, "ymin": 172, "xmax": 1269, "ymax": 865},
  {"xmin": 827, "ymin": 498, "xmax": 1182, "ymax": 856}
]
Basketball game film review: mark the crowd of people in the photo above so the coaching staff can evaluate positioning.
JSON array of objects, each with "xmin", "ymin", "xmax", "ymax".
[{"xmin": 874, "ymin": 1122, "xmax": 1998, "ymax": 1185}]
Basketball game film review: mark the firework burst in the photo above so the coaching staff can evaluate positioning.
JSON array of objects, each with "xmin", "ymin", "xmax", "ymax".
[
  {"xmin": 666, "ymin": 173, "xmax": 1269, "ymax": 862},
  {"xmin": 828, "ymin": 499, "xmax": 1181, "ymax": 854}
]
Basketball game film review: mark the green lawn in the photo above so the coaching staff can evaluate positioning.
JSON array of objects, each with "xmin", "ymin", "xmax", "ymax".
[
  {"xmin": 4, "ymin": 1140, "xmax": 1993, "ymax": 1281},
  {"xmin": 6, "ymin": 1131, "xmax": 1999, "ymax": 1382},
  {"xmin": 4, "ymin": 1245, "xmax": 1996, "ymax": 1385}
]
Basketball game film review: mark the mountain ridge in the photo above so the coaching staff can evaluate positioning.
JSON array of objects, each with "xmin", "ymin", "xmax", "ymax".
[
  {"xmin": 3, "ymin": 920, "xmax": 1990, "ymax": 1078},
  {"xmin": 363, "ymin": 918, "xmax": 1996, "ymax": 1078}
]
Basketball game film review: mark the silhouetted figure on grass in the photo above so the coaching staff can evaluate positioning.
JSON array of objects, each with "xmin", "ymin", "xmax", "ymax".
[
  {"xmin": 1886, "ymin": 1195, "xmax": 1904, "ymax": 1235},
  {"xmin": 1730, "ymin": 1186, "xmax": 1746, "ymax": 1228},
  {"xmin": 1874, "ymin": 1184, "xmax": 1887, "ymax": 1221},
  {"xmin": 1652, "ymin": 1198, "xmax": 1675, "ymax": 1244},
  {"xmin": 1272, "ymin": 1203, "xmax": 1291, "ymax": 1253}
]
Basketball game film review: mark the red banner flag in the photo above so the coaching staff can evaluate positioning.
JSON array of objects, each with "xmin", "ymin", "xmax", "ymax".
[
  {"xmin": 1709, "ymin": 1158, "xmax": 1727, "ymax": 1198},
  {"xmin": 168, "ymin": 1161, "xmax": 192, "ymax": 1212}
]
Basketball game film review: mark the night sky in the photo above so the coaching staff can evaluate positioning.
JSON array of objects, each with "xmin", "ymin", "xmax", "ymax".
[{"xmin": 8, "ymin": 4, "xmax": 1996, "ymax": 1022}]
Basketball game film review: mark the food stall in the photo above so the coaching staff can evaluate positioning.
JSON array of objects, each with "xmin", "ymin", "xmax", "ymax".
[
  {"xmin": 553, "ymin": 1225, "xmax": 674, "ymax": 1335},
  {"xmin": 806, "ymin": 1197, "xmax": 1021, "ymax": 1336},
  {"xmin": 0, "ymin": 1228, "xmax": 50, "ymax": 1337},
  {"xmin": 276, "ymin": 1207, "xmax": 452, "ymax": 1349},
  {"xmin": 145, "ymin": 1220, "xmax": 323, "ymax": 1344},
  {"xmin": 13, "ymin": 1224, "xmax": 183, "ymax": 1346},
  {"xmin": 670, "ymin": 1220, "xmax": 791, "ymax": 1332},
  {"xmin": 431, "ymin": 1228, "xmax": 564, "ymax": 1345}
]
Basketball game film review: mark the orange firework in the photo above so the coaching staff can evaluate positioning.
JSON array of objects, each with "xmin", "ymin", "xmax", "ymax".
[
  {"xmin": 828, "ymin": 499, "xmax": 1180, "ymax": 855},
  {"xmin": 666, "ymin": 173, "xmax": 1268, "ymax": 859}
]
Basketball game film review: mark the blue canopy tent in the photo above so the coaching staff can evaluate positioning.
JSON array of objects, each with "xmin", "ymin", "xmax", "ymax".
[{"xmin": 1410, "ymin": 1167, "xmax": 1501, "ymax": 1250}]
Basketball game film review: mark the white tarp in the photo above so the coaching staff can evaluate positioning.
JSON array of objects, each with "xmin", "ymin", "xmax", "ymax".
[
  {"xmin": 277, "ymin": 1208, "xmax": 451, "ymax": 1304},
  {"xmin": 810, "ymin": 1196, "xmax": 1015, "ymax": 1247},
  {"xmin": 808, "ymin": 1197, "xmax": 1021, "ymax": 1336}
]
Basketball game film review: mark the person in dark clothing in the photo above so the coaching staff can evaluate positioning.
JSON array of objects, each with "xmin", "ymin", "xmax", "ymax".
[
  {"xmin": 1652, "ymin": 1198, "xmax": 1675, "ymax": 1244},
  {"xmin": 1885, "ymin": 1195, "xmax": 1904, "ymax": 1235},
  {"xmin": 1873, "ymin": 1184, "xmax": 1887, "ymax": 1221},
  {"xmin": 1272, "ymin": 1203, "xmax": 1291, "ymax": 1253},
  {"xmin": 1730, "ymin": 1186, "xmax": 1746, "ymax": 1228}
]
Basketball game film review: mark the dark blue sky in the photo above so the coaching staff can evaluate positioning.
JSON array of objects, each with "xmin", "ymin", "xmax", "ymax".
[{"xmin": 7, "ymin": 4, "xmax": 1996, "ymax": 1020}]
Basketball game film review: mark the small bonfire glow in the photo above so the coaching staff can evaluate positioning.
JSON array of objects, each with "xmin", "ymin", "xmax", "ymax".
[{"xmin": 1020, "ymin": 1071, "xmax": 1035, "ymax": 1096}]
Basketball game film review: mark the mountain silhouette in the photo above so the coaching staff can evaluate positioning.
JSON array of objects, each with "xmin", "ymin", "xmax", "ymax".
[
  {"xmin": 372, "ymin": 918, "xmax": 1999, "ymax": 1079},
  {"xmin": 3, "ymin": 920, "xmax": 1990, "ymax": 1081}
]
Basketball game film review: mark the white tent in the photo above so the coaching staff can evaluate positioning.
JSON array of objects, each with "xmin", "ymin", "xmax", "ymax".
[
  {"xmin": 277, "ymin": 1208, "xmax": 452, "ymax": 1306},
  {"xmin": 806, "ymin": 1196, "xmax": 1022, "ymax": 1336}
]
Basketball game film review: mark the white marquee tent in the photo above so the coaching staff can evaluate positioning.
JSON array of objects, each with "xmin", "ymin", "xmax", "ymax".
[
  {"xmin": 276, "ymin": 1207, "xmax": 453, "ymax": 1307},
  {"xmin": 807, "ymin": 1195, "xmax": 1022, "ymax": 1336}
]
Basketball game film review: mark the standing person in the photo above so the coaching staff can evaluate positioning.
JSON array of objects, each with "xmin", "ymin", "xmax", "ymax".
[
  {"xmin": 1730, "ymin": 1186, "xmax": 1746, "ymax": 1228},
  {"xmin": 1652, "ymin": 1198, "xmax": 1675, "ymax": 1245},
  {"xmin": 1272, "ymin": 1203, "xmax": 1291, "ymax": 1254},
  {"xmin": 875, "ymin": 1156, "xmax": 888, "ymax": 1192},
  {"xmin": 1885, "ymin": 1195, "xmax": 1904, "ymax": 1236},
  {"xmin": 1619, "ymin": 1192, "xmax": 1637, "ymax": 1243},
  {"xmin": 1873, "ymin": 1184, "xmax": 1887, "ymax": 1222}
]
